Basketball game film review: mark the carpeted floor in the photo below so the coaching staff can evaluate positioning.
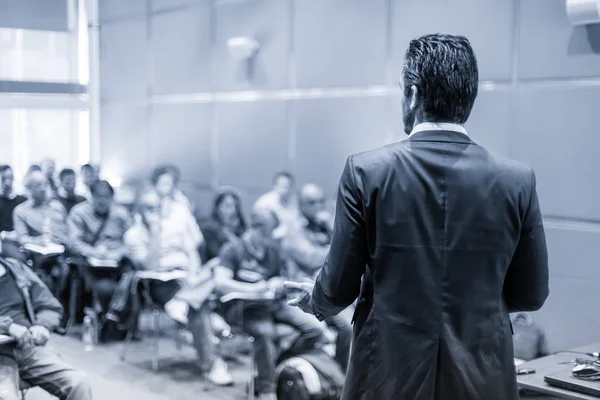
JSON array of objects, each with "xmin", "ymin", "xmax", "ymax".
[{"xmin": 25, "ymin": 312, "xmax": 249, "ymax": 400}]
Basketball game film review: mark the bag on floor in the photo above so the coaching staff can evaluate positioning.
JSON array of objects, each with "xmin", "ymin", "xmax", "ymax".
[
  {"xmin": 275, "ymin": 347, "xmax": 345, "ymax": 400},
  {"xmin": 511, "ymin": 312, "xmax": 549, "ymax": 361}
]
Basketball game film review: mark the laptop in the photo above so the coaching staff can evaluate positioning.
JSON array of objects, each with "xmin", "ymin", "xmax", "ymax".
[{"xmin": 545, "ymin": 370, "xmax": 600, "ymax": 398}]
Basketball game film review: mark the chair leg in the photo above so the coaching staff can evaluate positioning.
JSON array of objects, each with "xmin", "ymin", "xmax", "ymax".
[
  {"xmin": 65, "ymin": 273, "xmax": 79, "ymax": 333},
  {"xmin": 152, "ymin": 309, "xmax": 160, "ymax": 372},
  {"xmin": 120, "ymin": 329, "xmax": 135, "ymax": 362},
  {"xmin": 248, "ymin": 336, "xmax": 255, "ymax": 400}
]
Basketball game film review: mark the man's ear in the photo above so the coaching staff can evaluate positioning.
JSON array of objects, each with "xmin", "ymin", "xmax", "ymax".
[{"xmin": 409, "ymin": 85, "xmax": 418, "ymax": 110}]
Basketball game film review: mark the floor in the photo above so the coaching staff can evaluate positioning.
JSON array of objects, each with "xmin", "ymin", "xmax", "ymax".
[
  {"xmin": 22, "ymin": 312, "xmax": 559, "ymax": 400},
  {"xmin": 25, "ymin": 312, "xmax": 250, "ymax": 400}
]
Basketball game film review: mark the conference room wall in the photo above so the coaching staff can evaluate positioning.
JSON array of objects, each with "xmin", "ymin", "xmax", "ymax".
[{"xmin": 98, "ymin": 0, "xmax": 600, "ymax": 351}]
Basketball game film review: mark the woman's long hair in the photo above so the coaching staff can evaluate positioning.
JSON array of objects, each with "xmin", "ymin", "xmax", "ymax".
[{"xmin": 211, "ymin": 188, "xmax": 247, "ymax": 233}]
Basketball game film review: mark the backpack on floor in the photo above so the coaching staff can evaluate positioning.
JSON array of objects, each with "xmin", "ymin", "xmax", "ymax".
[
  {"xmin": 511, "ymin": 312, "xmax": 549, "ymax": 361},
  {"xmin": 275, "ymin": 347, "xmax": 345, "ymax": 400}
]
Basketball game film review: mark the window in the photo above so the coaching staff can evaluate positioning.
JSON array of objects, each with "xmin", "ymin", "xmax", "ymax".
[
  {"xmin": 0, "ymin": 109, "xmax": 88, "ymax": 190},
  {"xmin": 0, "ymin": 28, "xmax": 74, "ymax": 82}
]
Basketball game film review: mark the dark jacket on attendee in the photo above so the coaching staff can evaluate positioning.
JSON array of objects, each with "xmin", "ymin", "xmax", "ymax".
[
  {"xmin": 0, "ymin": 257, "xmax": 63, "ymax": 334},
  {"xmin": 311, "ymin": 130, "xmax": 549, "ymax": 400},
  {"xmin": 0, "ymin": 194, "xmax": 27, "ymax": 232},
  {"xmin": 55, "ymin": 188, "xmax": 87, "ymax": 214}
]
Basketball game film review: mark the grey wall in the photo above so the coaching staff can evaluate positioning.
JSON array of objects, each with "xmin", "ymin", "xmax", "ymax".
[{"xmin": 99, "ymin": 0, "xmax": 600, "ymax": 351}]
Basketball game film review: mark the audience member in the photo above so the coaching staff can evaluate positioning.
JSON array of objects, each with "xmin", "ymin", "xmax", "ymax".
[
  {"xmin": 41, "ymin": 158, "xmax": 59, "ymax": 195},
  {"xmin": 55, "ymin": 169, "xmax": 87, "ymax": 214},
  {"xmin": 78, "ymin": 163, "xmax": 100, "ymax": 201},
  {"xmin": 215, "ymin": 208, "xmax": 326, "ymax": 400},
  {"xmin": 283, "ymin": 183, "xmax": 352, "ymax": 371},
  {"xmin": 151, "ymin": 165, "xmax": 193, "ymax": 211},
  {"xmin": 26, "ymin": 165, "xmax": 42, "ymax": 175},
  {"xmin": 0, "ymin": 165, "xmax": 27, "ymax": 233},
  {"xmin": 68, "ymin": 180, "xmax": 132, "ymax": 315},
  {"xmin": 0, "ymin": 253, "xmax": 91, "ymax": 400},
  {"xmin": 200, "ymin": 188, "xmax": 247, "ymax": 262},
  {"xmin": 253, "ymin": 171, "xmax": 302, "ymax": 237},
  {"xmin": 13, "ymin": 171, "xmax": 69, "ymax": 246},
  {"xmin": 125, "ymin": 190, "xmax": 233, "ymax": 385}
]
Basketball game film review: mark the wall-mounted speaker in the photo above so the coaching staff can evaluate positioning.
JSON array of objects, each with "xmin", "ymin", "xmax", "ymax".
[{"xmin": 567, "ymin": 0, "xmax": 600, "ymax": 26}]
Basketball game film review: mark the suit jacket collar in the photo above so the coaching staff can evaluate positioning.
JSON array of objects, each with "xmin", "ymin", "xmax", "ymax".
[{"xmin": 407, "ymin": 129, "xmax": 473, "ymax": 144}]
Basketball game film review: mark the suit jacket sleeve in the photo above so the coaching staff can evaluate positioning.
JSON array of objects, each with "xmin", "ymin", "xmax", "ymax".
[
  {"xmin": 503, "ymin": 169, "xmax": 549, "ymax": 312},
  {"xmin": 312, "ymin": 156, "xmax": 368, "ymax": 321}
]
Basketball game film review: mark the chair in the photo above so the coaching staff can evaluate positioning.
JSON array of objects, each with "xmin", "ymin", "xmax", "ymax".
[
  {"xmin": 213, "ymin": 294, "xmax": 257, "ymax": 400},
  {"xmin": 119, "ymin": 272, "xmax": 184, "ymax": 372}
]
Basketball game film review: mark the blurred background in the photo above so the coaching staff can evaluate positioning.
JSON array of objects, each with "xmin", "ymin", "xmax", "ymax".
[{"xmin": 1, "ymin": 0, "xmax": 599, "ymax": 399}]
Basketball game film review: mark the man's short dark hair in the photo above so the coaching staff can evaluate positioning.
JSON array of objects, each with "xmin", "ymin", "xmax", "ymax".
[
  {"xmin": 0, "ymin": 165, "xmax": 11, "ymax": 174},
  {"xmin": 59, "ymin": 168, "xmax": 76, "ymax": 181},
  {"xmin": 273, "ymin": 171, "xmax": 295, "ymax": 185},
  {"xmin": 81, "ymin": 163, "xmax": 93, "ymax": 172},
  {"xmin": 402, "ymin": 33, "xmax": 478, "ymax": 124},
  {"xmin": 90, "ymin": 180, "xmax": 114, "ymax": 196}
]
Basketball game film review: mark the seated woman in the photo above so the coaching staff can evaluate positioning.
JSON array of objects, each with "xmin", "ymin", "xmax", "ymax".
[
  {"xmin": 124, "ymin": 189, "xmax": 232, "ymax": 386},
  {"xmin": 199, "ymin": 188, "xmax": 247, "ymax": 262},
  {"xmin": 151, "ymin": 165, "xmax": 193, "ymax": 211}
]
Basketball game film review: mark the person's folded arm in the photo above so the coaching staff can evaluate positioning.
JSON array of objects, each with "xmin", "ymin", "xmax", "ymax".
[
  {"xmin": 503, "ymin": 169, "xmax": 549, "ymax": 312},
  {"xmin": 285, "ymin": 233, "xmax": 330, "ymax": 276},
  {"xmin": 67, "ymin": 210, "xmax": 97, "ymax": 257},
  {"xmin": 23, "ymin": 262, "xmax": 63, "ymax": 330},
  {"xmin": 0, "ymin": 315, "xmax": 14, "ymax": 335},
  {"xmin": 312, "ymin": 156, "xmax": 368, "ymax": 321},
  {"xmin": 13, "ymin": 207, "xmax": 37, "ymax": 245}
]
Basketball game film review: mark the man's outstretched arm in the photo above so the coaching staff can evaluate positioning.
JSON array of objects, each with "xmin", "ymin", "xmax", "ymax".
[{"xmin": 312, "ymin": 156, "xmax": 368, "ymax": 321}]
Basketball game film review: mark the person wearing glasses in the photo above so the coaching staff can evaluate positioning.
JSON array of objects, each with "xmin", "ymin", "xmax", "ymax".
[
  {"xmin": 215, "ymin": 208, "xmax": 327, "ymax": 400},
  {"xmin": 282, "ymin": 183, "xmax": 352, "ymax": 372},
  {"xmin": 124, "ymin": 189, "xmax": 233, "ymax": 386}
]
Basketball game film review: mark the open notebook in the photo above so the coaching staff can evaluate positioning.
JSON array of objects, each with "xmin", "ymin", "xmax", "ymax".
[
  {"xmin": 87, "ymin": 257, "xmax": 119, "ymax": 268},
  {"xmin": 22, "ymin": 243, "xmax": 65, "ymax": 256},
  {"xmin": 0, "ymin": 334, "xmax": 14, "ymax": 345}
]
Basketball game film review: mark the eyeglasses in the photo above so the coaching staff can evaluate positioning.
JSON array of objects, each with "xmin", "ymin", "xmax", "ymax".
[{"xmin": 306, "ymin": 198, "xmax": 325, "ymax": 206}]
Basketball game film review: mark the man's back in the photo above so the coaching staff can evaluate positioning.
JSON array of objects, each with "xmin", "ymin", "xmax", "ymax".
[{"xmin": 339, "ymin": 130, "xmax": 548, "ymax": 399}]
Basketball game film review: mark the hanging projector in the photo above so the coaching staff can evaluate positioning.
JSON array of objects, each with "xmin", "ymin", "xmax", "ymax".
[{"xmin": 567, "ymin": 0, "xmax": 600, "ymax": 26}]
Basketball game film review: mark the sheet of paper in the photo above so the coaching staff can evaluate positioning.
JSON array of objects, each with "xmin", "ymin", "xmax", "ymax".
[
  {"xmin": 135, "ymin": 269, "xmax": 188, "ymax": 282},
  {"xmin": 22, "ymin": 243, "xmax": 65, "ymax": 255},
  {"xmin": 87, "ymin": 257, "xmax": 119, "ymax": 268},
  {"xmin": 0, "ymin": 334, "xmax": 14, "ymax": 345}
]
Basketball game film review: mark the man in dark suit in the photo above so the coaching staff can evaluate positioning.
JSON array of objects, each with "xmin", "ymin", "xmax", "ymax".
[{"xmin": 286, "ymin": 33, "xmax": 549, "ymax": 400}]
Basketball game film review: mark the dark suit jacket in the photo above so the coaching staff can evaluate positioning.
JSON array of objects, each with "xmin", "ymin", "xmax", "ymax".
[{"xmin": 312, "ymin": 130, "xmax": 549, "ymax": 400}]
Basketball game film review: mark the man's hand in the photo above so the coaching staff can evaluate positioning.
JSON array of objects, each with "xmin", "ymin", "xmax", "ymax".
[
  {"xmin": 284, "ymin": 281, "xmax": 315, "ymax": 315},
  {"xmin": 29, "ymin": 325, "xmax": 51, "ymax": 346},
  {"xmin": 8, "ymin": 323, "xmax": 34, "ymax": 348}
]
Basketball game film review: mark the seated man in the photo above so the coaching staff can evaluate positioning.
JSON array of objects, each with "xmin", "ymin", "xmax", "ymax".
[
  {"xmin": 283, "ymin": 183, "xmax": 353, "ymax": 371},
  {"xmin": 0, "ymin": 165, "xmax": 28, "ymax": 260},
  {"xmin": 68, "ymin": 180, "xmax": 132, "ymax": 320},
  {"xmin": 55, "ymin": 168, "xmax": 87, "ymax": 214},
  {"xmin": 13, "ymin": 171, "xmax": 70, "ymax": 295},
  {"xmin": 0, "ymin": 250, "xmax": 91, "ymax": 400},
  {"xmin": 124, "ymin": 190, "xmax": 232, "ymax": 386},
  {"xmin": 0, "ymin": 165, "xmax": 27, "ymax": 233},
  {"xmin": 215, "ymin": 208, "xmax": 327, "ymax": 400},
  {"xmin": 13, "ymin": 171, "xmax": 69, "ymax": 246}
]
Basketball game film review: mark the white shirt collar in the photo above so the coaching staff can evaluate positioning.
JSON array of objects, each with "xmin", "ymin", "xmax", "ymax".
[{"xmin": 409, "ymin": 122, "xmax": 468, "ymax": 137}]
